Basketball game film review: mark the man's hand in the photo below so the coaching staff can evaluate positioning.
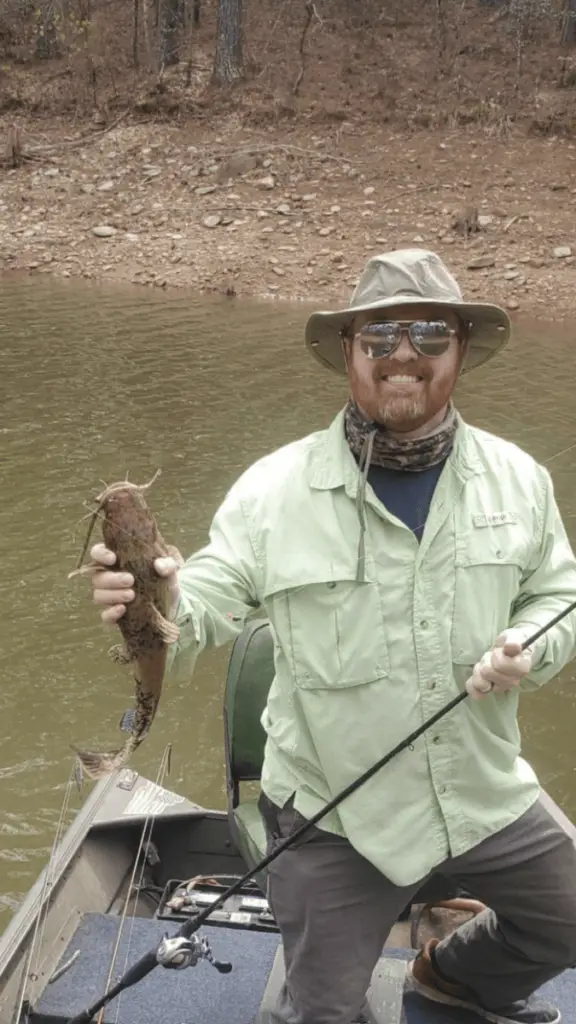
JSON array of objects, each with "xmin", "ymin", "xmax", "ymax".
[
  {"xmin": 90, "ymin": 543, "xmax": 181, "ymax": 625},
  {"xmin": 465, "ymin": 628, "xmax": 534, "ymax": 700}
]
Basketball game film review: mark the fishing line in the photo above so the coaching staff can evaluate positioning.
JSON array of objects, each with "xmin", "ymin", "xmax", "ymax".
[
  {"xmin": 13, "ymin": 760, "xmax": 79, "ymax": 1024},
  {"xmin": 102, "ymin": 743, "xmax": 172, "ymax": 1024},
  {"xmin": 67, "ymin": 601, "xmax": 576, "ymax": 1024}
]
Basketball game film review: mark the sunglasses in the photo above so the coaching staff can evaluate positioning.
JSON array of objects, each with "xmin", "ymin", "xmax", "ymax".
[{"xmin": 350, "ymin": 320, "xmax": 459, "ymax": 359}]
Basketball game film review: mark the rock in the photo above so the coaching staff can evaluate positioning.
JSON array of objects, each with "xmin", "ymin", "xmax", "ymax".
[
  {"xmin": 467, "ymin": 255, "xmax": 495, "ymax": 270},
  {"xmin": 276, "ymin": 203, "xmax": 291, "ymax": 216},
  {"xmin": 202, "ymin": 214, "xmax": 222, "ymax": 229},
  {"xmin": 554, "ymin": 246, "xmax": 572, "ymax": 258},
  {"xmin": 272, "ymin": 266, "xmax": 285, "ymax": 276},
  {"xmin": 92, "ymin": 225, "xmax": 117, "ymax": 238},
  {"xmin": 506, "ymin": 298, "xmax": 520, "ymax": 310},
  {"xmin": 97, "ymin": 180, "xmax": 115, "ymax": 192},
  {"xmin": 318, "ymin": 226, "xmax": 335, "ymax": 236},
  {"xmin": 257, "ymin": 175, "xmax": 276, "ymax": 190},
  {"xmin": 412, "ymin": 235, "xmax": 424, "ymax": 243},
  {"xmin": 363, "ymin": 186, "xmax": 375, "ymax": 196},
  {"xmin": 81, "ymin": 184, "xmax": 95, "ymax": 195},
  {"xmin": 195, "ymin": 185, "xmax": 217, "ymax": 196},
  {"xmin": 44, "ymin": 168, "xmax": 59, "ymax": 178},
  {"xmin": 302, "ymin": 194, "xmax": 317, "ymax": 202},
  {"xmin": 216, "ymin": 152, "xmax": 260, "ymax": 181},
  {"xmin": 504, "ymin": 270, "xmax": 519, "ymax": 280},
  {"xmin": 452, "ymin": 206, "xmax": 479, "ymax": 236},
  {"xmin": 478, "ymin": 215, "xmax": 494, "ymax": 228}
]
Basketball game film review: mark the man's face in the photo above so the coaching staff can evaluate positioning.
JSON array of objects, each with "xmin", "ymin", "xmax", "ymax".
[{"xmin": 344, "ymin": 303, "xmax": 467, "ymax": 435}]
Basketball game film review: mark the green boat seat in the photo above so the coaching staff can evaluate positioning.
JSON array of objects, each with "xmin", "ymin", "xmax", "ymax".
[{"xmin": 224, "ymin": 618, "xmax": 275, "ymax": 891}]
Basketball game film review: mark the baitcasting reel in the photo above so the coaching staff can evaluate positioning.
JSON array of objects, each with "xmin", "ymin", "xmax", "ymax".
[{"xmin": 156, "ymin": 932, "xmax": 233, "ymax": 974}]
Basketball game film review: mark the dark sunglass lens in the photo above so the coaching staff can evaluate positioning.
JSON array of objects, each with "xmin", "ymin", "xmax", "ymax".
[
  {"xmin": 358, "ymin": 322, "xmax": 399, "ymax": 358},
  {"xmin": 411, "ymin": 320, "xmax": 452, "ymax": 356}
]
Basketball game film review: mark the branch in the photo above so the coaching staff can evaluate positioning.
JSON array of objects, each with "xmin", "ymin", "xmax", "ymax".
[{"xmin": 292, "ymin": 1, "xmax": 320, "ymax": 96}]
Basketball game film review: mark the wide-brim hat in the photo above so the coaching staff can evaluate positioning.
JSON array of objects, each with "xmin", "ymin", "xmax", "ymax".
[{"xmin": 305, "ymin": 248, "xmax": 510, "ymax": 375}]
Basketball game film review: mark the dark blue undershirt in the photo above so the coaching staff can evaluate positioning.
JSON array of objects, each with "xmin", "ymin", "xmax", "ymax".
[{"xmin": 366, "ymin": 460, "xmax": 448, "ymax": 541}]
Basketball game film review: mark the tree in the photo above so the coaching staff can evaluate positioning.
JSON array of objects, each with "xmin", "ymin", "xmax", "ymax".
[
  {"xmin": 159, "ymin": 0, "xmax": 184, "ymax": 65},
  {"xmin": 35, "ymin": 0, "xmax": 60, "ymax": 59},
  {"xmin": 562, "ymin": 0, "xmax": 576, "ymax": 43},
  {"xmin": 212, "ymin": 0, "xmax": 243, "ymax": 83}
]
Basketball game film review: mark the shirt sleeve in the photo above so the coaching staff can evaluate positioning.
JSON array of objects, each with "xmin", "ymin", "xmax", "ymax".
[
  {"xmin": 165, "ymin": 481, "xmax": 262, "ymax": 684},
  {"xmin": 510, "ymin": 465, "xmax": 576, "ymax": 689}
]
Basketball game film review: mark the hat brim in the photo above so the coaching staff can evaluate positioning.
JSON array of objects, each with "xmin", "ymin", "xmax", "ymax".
[{"xmin": 305, "ymin": 295, "xmax": 511, "ymax": 374}]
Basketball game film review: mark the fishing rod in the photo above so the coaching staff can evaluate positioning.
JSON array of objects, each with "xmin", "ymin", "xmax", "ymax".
[{"xmin": 67, "ymin": 600, "xmax": 576, "ymax": 1024}]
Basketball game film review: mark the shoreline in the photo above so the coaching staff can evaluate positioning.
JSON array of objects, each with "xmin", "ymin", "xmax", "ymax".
[{"xmin": 2, "ymin": 117, "xmax": 576, "ymax": 321}]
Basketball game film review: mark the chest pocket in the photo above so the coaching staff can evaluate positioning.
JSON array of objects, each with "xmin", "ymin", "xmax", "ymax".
[
  {"xmin": 451, "ymin": 525, "xmax": 530, "ymax": 666},
  {"xmin": 264, "ymin": 570, "xmax": 390, "ymax": 690}
]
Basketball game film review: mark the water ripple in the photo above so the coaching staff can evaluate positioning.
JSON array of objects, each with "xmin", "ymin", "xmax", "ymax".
[{"xmin": 1, "ymin": 274, "xmax": 575, "ymax": 928}]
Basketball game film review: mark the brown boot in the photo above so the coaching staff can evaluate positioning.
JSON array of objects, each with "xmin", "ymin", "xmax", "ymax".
[{"xmin": 408, "ymin": 938, "xmax": 478, "ymax": 1006}]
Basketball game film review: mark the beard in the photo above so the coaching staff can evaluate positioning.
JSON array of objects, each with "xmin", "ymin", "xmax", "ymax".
[{"xmin": 374, "ymin": 392, "xmax": 428, "ymax": 430}]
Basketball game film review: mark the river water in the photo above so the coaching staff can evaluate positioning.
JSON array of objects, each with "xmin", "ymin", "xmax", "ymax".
[{"xmin": 1, "ymin": 275, "xmax": 576, "ymax": 929}]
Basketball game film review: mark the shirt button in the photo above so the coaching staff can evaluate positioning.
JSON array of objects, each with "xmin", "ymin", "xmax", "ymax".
[
  {"xmin": 429, "ymin": 679, "xmax": 437, "ymax": 690},
  {"xmin": 438, "ymin": 785, "xmax": 447, "ymax": 795},
  {"xmin": 432, "ymin": 735, "xmax": 440, "ymax": 744},
  {"xmin": 420, "ymin": 619, "xmax": 429, "ymax": 629},
  {"xmin": 496, "ymin": 550, "xmax": 503, "ymax": 559}
]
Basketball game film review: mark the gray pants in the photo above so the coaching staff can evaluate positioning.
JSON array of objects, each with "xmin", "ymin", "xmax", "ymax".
[{"xmin": 260, "ymin": 794, "xmax": 576, "ymax": 1024}]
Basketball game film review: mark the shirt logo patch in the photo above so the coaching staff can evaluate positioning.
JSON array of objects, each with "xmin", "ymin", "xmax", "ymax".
[{"xmin": 472, "ymin": 512, "xmax": 518, "ymax": 528}]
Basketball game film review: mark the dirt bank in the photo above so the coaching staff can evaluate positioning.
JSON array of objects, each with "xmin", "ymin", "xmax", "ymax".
[{"xmin": 2, "ymin": 113, "xmax": 576, "ymax": 319}]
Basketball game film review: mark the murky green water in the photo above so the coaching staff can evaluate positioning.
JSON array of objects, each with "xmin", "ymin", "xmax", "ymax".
[{"xmin": 1, "ymin": 274, "xmax": 576, "ymax": 929}]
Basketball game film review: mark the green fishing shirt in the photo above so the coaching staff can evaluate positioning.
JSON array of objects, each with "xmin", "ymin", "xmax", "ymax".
[{"xmin": 168, "ymin": 409, "xmax": 576, "ymax": 886}]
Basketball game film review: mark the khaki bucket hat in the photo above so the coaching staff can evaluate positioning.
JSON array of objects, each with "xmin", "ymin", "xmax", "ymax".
[{"xmin": 305, "ymin": 248, "xmax": 510, "ymax": 375}]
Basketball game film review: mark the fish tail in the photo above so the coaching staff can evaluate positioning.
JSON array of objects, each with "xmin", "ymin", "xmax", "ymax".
[{"xmin": 70, "ymin": 742, "xmax": 132, "ymax": 780}]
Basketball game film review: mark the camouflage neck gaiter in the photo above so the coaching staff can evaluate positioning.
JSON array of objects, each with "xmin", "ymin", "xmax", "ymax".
[{"xmin": 344, "ymin": 398, "xmax": 458, "ymax": 473}]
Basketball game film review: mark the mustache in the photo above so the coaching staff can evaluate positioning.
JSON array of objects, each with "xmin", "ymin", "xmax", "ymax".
[{"xmin": 374, "ymin": 363, "xmax": 430, "ymax": 380}]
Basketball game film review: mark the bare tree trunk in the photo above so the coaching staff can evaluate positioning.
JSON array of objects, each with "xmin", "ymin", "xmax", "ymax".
[
  {"xmin": 35, "ymin": 0, "xmax": 60, "ymax": 59},
  {"xmin": 133, "ymin": 0, "xmax": 140, "ymax": 66},
  {"xmin": 160, "ymin": 0, "xmax": 184, "ymax": 65},
  {"xmin": 213, "ymin": 0, "xmax": 244, "ymax": 83},
  {"xmin": 562, "ymin": 0, "xmax": 576, "ymax": 42},
  {"xmin": 193, "ymin": 0, "xmax": 200, "ymax": 25}
]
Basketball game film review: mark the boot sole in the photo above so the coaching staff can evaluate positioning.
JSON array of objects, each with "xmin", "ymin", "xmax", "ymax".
[{"xmin": 406, "ymin": 961, "xmax": 561, "ymax": 1024}]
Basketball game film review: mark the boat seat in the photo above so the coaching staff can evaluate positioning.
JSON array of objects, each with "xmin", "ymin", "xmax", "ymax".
[{"xmin": 224, "ymin": 618, "xmax": 275, "ymax": 890}]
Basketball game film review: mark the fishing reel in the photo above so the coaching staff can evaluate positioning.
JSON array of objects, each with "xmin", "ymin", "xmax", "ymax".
[{"xmin": 156, "ymin": 932, "xmax": 233, "ymax": 974}]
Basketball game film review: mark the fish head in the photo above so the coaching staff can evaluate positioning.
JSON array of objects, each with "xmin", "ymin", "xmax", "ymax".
[{"xmin": 99, "ymin": 484, "xmax": 159, "ymax": 548}]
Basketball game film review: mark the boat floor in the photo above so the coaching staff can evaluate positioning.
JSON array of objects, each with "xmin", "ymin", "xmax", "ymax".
[{"xmin": 30, "ymin": 910, "xmax": 576, "ymax": 1024}]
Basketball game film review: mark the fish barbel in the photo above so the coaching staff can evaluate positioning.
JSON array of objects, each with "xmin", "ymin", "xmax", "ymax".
[{"xmin": 69, "ymin": 472, "xmax": 181, "ymax": 779}]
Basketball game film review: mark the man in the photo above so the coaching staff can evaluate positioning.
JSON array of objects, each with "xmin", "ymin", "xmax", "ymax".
[{"xmin": 89, "ymin": 249, "xmax": 576, "ymax": 1024}]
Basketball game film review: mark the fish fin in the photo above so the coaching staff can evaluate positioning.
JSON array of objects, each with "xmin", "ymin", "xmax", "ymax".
[
  {"xmin": 70, "ymin": 743, "xmax": 130, "ymax": 780},
  {"xmin": 67, "ymin": 562, "xmax": 102, "ymax": 580},
  {"xmin": 119, "ymin": 708, "xmax": 137, "ymax": 733},
  {"xmin": 149, "ymin": 604, "xmax": 180, "ymax": 644},
  {"xmin": 108, "ymin": 642, "xmax": 135, "ymax": 665}
]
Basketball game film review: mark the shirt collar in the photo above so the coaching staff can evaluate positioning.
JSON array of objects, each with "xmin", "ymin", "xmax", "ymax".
[{"xmin": 307, "ymin": 406, "xmax": 485, "ymax": 492}]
